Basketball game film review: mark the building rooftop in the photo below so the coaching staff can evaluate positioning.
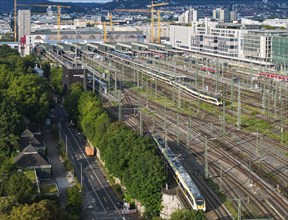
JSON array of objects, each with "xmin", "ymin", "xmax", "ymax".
[{"xmin": 14, "ymin": 145, "xmax": 50, "ymax": 168}]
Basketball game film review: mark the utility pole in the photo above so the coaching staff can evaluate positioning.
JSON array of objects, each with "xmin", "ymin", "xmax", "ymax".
[
  {"xmin": 216, "ymin": 71, "xmax": 219, "ymax": 93},
  {"xmin": 222, "ymin": 101, "xmax": 226, "ymax": 134},
  {"xmin": 176, "ymin": 113, "xmax": 179, "ymax": 145},
  {"xmin": 108, "ymin": 72, "xmax": 111, "ymax": 94},
  {"xmin": 177, "ymin": 85, "xmax": 181, "ymax": 109},
  {"xmin": 118, "ymin": 90, "xmax": 122, "ymax": 121},
  {"xmin": 273, "ymin": 83, "xmax": 277, "ymax": 117},
  {"xmin": 152, "ymin": 113, "xmax": 155, "ymax": 134},
  {"xmin": 249, "ymin": 156, "xmax": 252, "ymax": 187},
  {"xmin": 196, "ymin": 56, "xmax": 199, "ymax": 88},
  {"xmin": 205, "ymin": 136, "xmax": 208, "ymax": 179},
  {"xmin": 281, "ymin": 97, "xmax": 284, "ymax": 144},
  {"xmin": 83, "ymin": 69, "xmax": 87, "ymax": 91},
  {"xmin": 65, "ymin": 135, "xmax": 68, "ymax": 156},
  {"xmin": 92, "ymin": 74, "xmax": 95, "ymax": 93},
  {"xmin": 250, "ymin": 62, "xmax": 253, "ymax": 88},
  {"xmin": 154, "ymin": 78, "xmax": 158, "ymax": 98},
  {"xmin": 262, "ymin": 84, "xmax": 266, "ymax": 112},
  {"xmin": 137, "ymin": 70, "xmax": 140, "ymax": 88},
  {"xmin": 237, "ymin": 81, "xmax": 241, "ymax": 130},
  {"xmin": 231, "ymin": 78, "xmax": 234, "ymax": 104},
  {"xmin": 256, "ymin": 129, "xmax": 259, "ymax": 156},
  {"xmin": 58, "ymin": 121, "xmax": 61, "ymax": 140},
  {"xmin": 186, "ymin": 119, "xmax": 190, "ymax": 146},
  {"xmin": 80, "ymin": 162, "xmax": 83, "ymax": 190},
  {"xmin": 237, "ymin": 199, "xmax": 242, "ymax": 220},
  {"xmin": 164, "ymin": 130, "xmax": 168, "ymax": 149},
  {"xmin": 220, "ymin": 162, "xmax": 223, "ymax": 192},
  {"xmin": 164, "ymin": 106, "xmax": 167, "ymax": 131},
  {"xmin": 140, "ymin": 110, "xmax": 143, "ymax": 136}
]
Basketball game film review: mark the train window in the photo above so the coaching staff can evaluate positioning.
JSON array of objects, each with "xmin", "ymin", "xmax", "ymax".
[
  {"xmin": 187, "ymin": 194, "xmax": 194, "ymax": 206},
  {"xmin": 196, "ymin": 198, "xmax": 204, "ymax": 205}
]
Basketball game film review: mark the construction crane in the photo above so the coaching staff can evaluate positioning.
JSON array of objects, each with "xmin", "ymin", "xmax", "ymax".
[
  {"xmin": 147, "ymin": 1, "xmax": 168, "ymax": 43},
  {"xmin": 103, "ymin": 22, "xmax": 107, "ymax": 43},
  {"xmin": 108, "ymin": 12, "xmax": 113, "ymax": 31},
  {"xmin": 115, "ymin": 6, "xmax": 170, "ymax": 43},
  {"xmin": 15, "ymin": 2, "xmax": 71, "ymax": 41}
]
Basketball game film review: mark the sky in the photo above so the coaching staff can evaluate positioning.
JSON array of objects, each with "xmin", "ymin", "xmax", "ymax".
[{"xmin": 48, "ymin": 0, "xmax": 112, "ymax": 2}]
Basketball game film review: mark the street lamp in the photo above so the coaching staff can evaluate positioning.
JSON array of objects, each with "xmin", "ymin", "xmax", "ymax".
[{"xmin": 80, "ymin": 162, "xmax": 83, "ymax": 190}]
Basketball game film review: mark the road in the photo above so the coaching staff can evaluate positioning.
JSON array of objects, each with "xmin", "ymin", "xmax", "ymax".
[{"xmin": 54, "ymin": 104, "xmax": 136, "ymax": 220}]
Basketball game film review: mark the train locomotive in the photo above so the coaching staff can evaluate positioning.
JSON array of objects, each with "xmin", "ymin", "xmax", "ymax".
[{"xmin": 154, "ymin": 135, "xmax": 206, "ymax": 211}]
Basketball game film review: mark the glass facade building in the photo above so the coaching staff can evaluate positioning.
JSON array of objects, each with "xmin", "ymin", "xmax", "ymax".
[{"xmin": 272, "ymin": 34, "xmax": 288, "ymax": 66}]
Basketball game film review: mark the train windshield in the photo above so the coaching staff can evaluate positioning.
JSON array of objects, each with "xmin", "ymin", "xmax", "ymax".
[{"xmin": 196, "ymin": 198, "xmax": 204, "ymax": 205}]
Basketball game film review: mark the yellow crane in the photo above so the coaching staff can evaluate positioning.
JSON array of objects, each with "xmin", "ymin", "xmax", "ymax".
[
  {"xmin": 108, "ymin": 12, "xmax": 113, "ymax": 30},
  {"xmin": 147, "ymin": 1, "xmax": 168, "ymax": 43},
  {"xmin": 103, "ymin": 21, "xmax": 107, "ymax": 43},
  {"xmin": 15, "ymin": 2, "xmax": 71, "ymax": 41},
  {"xmin": 115, "ymin": 6, "xmax": 170, "ymax": 43}
]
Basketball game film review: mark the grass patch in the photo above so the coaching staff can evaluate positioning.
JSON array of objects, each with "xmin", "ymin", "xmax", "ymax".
[
  {"xmin": 224, "ymin": 200, "xmax": 238, "ymax": 218},
  {"xmin": 40, "ymin": 183, "xmax": 58, "ymax": 195}
]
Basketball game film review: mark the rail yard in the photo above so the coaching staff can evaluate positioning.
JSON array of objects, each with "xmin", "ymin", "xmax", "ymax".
[{"xmin": 39, "ymin": 42, "xmax": 288, "ymax": 220}]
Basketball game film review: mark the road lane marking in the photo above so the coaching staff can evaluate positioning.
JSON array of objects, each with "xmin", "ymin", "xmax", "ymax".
[
  {"xmin": 87, "ymin": 179, "xmax": 106, "ymax": 212},
  {"xmin": 59, "ymin": 107, "xmax": 120, "ymax": 213},
  {"xmin": 91, "ymin": 175, "xmax": 94, "ymax": 180},
  {"xmin": 64, "ymin": 123, "xmax": 120, "ymax": 211}
]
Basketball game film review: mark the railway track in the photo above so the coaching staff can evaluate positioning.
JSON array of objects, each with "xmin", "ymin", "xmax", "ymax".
[
  {"xmin": 51, "ymin": 47, "xmax": 288, "ymax": 219},
  {"xmin": 121, "ymin": 87, "xmax": 288, "ymax": 219}
]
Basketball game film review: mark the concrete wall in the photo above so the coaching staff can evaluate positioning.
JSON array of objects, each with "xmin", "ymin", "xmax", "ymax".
[{"xmin": 160, "ymin": 190, "xmax": 183, "ymax": 219}]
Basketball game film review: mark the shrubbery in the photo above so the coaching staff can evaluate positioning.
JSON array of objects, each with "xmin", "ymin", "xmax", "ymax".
[{"xmin": 65, "ymin": 89, "xmax": 166, "ymax": 217}]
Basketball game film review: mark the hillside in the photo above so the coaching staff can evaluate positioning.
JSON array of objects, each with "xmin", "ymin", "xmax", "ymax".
[
  {"xmin": 102, "ymin": 0, "xmax": 286, "ymax": 9},
  {"xmin": 0, "ymin": 0, "xmax": 101, "ymax": 14}
]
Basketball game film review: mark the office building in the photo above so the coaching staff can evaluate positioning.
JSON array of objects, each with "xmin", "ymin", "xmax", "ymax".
[
  {"xmin": 213, "ymin": 8, "xmax": 230, "ymax": 22},
  {"xmin": 18, "ymin": 10, "xmax": 31, "ymax": 41},
  {"xmin": 272, "ymin": 33, "xmax": 288, "ymax": 68},
  {"xmin": 170, "ymin": 20, "xmax": 246, "ymax": 59},
  {"xmin": 178, "ymin": 9, "xmax": 204, "ymax": 23}
]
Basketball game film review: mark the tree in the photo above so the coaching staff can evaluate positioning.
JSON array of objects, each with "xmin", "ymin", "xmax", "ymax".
[
  {"xmin": 41, "ymin": 61, "xmax": 51, "ymax": 78},
  {"xmin": 49, "ymin": 66, "xmax": 62, "ymax": 94},
  {"xmin": 0, "ymin": 94, "xmax": 22, "ymax": 153},
  {"xmin": 170, "ymin": 209, "xmax": 206, "ymax": 220},
  {"xmin": 0, "ymin": 196, "xmax": 16, "ymax": 215},
  {"xmin": 7, "ymin": 74, "xmax": 50, "ymax": 122},
  {"xmin": 64, "ymin": 83, "xmax": 83, "ymax": 125},
  {"xmin": 65, "ymin": 185, "xmax": 83, "ymax": 218},
  {"xmin": 0, "ymin": 153, "xmax": 15, "ymax": 196},
  {"xmin": 22, "ymin": 55, "xmax": 37, "ymax": 74},
  {"xmin": 90, "ymin": 112, "xmax": 110, "ymax": 146},
  {"xmin": 6, "ymin": 172, "xmax": 36, "ymax": 203},
  {"xmin": 9, "ymin": 199, "xmax": 64, "ymax": 220},
  {"xmin": 0, "ymin": 45, "xmax": 19, "ymax": 59}
]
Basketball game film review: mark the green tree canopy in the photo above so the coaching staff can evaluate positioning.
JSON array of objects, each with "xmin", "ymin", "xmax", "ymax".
[
  {"xmin": 41, "ymin": 61, "xmax": 51, "ymax": 78},
  {"xmin": 9, "ymin": 199, "xmax": 64, "ymax": 220},
  {"xmin": 170, "ymin": 209, "xmax": 206, "ymax": 220},
  {"xmin": 5, "ymin": 172, "xmax": 36, "ymax": 203},
  {"xmin": 0, "ymin": 45, "xmax": 19, "ymax": 59},
  {"xmin": 0, "ymin": 94, "xmax": 22, "ymax": 153},
  {"xmin": 7, "ymin": 74, "xmax": 50, "ymax": 122},
  {"xmin": 0, "ymin": 196, "xmax": 16, "ymax": 215},
  {"xmin": 65, "ymin": 185, "xmax": 83, "ymax": 218},
  {"xmin": 49, "ymin": 66, "xmax": 62, "ymax": 94},
  {"xmin": 64, "ymin": 83, "xmax": 83, "ymax": 125}
]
